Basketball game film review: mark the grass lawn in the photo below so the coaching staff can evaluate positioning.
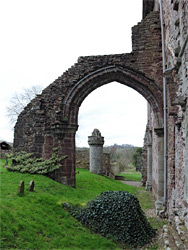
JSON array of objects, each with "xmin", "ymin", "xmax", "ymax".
[
  {"xmin": 0, "ymin": 159, "xmax": 165, "ymax": 249},
  {"xmin": 118, "ymin": 171, "xmax": 142, "ymax": 182}
]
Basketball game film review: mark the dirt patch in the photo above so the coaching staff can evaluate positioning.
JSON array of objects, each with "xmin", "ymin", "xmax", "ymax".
[
  {"xmin": 120, "ymin": 180, "xmax": 141, "ymax": 187},
  {"xmin": 145, "ymin": 208, "xmax": 156, "ymax": 218}
]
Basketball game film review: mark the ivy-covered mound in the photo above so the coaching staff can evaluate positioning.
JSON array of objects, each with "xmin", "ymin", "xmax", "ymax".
[
  {"xmin": 5, "ymin": 148, "xmax": 66, "ymax": 174},
  {"xmin": 68, "ymin": 191, "xmax": 155, "ymax": 247}
]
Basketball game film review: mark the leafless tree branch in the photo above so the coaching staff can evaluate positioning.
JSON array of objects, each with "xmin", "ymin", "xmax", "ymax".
[{"xmin": 6, "ymin": 85, "xmax": 43, "ymax": 126}]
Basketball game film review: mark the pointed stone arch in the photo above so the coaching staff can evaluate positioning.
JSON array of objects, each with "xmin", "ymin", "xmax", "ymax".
[
  {"xmin": 14, "ymin": 60, "xmax": 163, "ymax": 187},
  {"xmin": 14, "ymin": 11, "xmax": 164, "ymax": 188},
  {"xmin": 63, "ymin": 65, "xmax": 163, "ymax": 128}
]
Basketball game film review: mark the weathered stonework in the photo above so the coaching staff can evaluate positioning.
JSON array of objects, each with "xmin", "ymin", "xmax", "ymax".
[
  {"xmin": 160, "ymin": 0, "xmax": 188, "ymax": 225},
  {"xmin": 141, "ymin": 141, "xmax": 147, "ymax": 187},
  {"xmin": 14, "ymin": 0, "xmax": 188, "ymax": 226},
  {"xmin": 103, "ymin": 153, "xmax": 115, "ymax": 178},
  {"xmin": 88, "ymin": 129, "xmax": 104, "ymax": 175},
  {"xmin": 14, "ymin": 9, "xmax": 163, "ymax": 188},
  {"xmin": 76, "ymin": 148, "xmax": 115, "ymax": 178},
  {"xmin": 76, "ymin": 148, "xmax": 89, "ymax": 169},
  {"xmin": 141, "ymin": 0, "xmax": 188, "ymax": 224},
  {"xmin": 18, "ymin": 181, "xmax": 24, "ymax": 194},
  {"xmin": 13, "ymin": 8, "xmax": 163, "ymax": 191}
]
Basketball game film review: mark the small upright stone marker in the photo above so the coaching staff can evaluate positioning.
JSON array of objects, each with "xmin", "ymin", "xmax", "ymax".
[
  {"xmin": 18, "ymin": 181, "xmax": 24, "ymax": 194},
  {"xmin": 88, "ymin": 129, "xmax": 104, "ymax": 175},
  {"xmin": 29, "ymin": 180, "xmax": 35, "ymax": 192}
]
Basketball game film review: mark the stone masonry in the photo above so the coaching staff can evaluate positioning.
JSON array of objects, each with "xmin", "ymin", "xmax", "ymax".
[
  {"xmin": 13, "ymin": 0, "xmax": 188, "ymax": 228},
  {"xmin": 142, "ymin": 0, "xmax": 188, "ymax": 228},
  {"xmin": 88, "ymin": 129, "xmax": 104, "ymax": 175},
  {"xmin": 14, "ymin": 9, "xmax": 163, "ymax": 189},
  {"xmin": 162, "ymin": 0, "xmax": 188, "ymax": 227}
]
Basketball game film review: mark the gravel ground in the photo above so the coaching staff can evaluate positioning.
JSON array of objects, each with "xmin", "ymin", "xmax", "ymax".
[{"xmin": 120, "ymin": 180, "xmax": 142, "ymax": 187}]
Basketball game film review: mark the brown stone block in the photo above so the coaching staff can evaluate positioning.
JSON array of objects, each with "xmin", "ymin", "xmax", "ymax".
[
  {"xmin": 67, "ymin": 176, "xmax": 76, "ymax": 187},
  {"xmin": 63, "ymin": 162, "xmax": 73, "ymax": 170},
  {"xmin": 18, "ymin": 181, "xmax": 24, "ymax": 194},
  {"xmin": 43, "ymin": 152, "xmax": 53, "ymax": 160},
  {"xmin": 44, "ymin": 135, "xmax": 53, "ymax": 144},
  {"xmin": 43, "ymin": 144, "xmax": 53, "ymax": 153}
]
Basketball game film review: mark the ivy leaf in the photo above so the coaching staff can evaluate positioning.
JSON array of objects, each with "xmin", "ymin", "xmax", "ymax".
[{"xmin": 68, "ymin": 191, "xmax": 155, "ymax": 247}]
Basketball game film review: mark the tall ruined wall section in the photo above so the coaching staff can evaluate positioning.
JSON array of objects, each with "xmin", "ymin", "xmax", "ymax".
[
  {"xmin": 14, "ymin": 11, "xmax": 162, "ymax": 155},
  {"xmin": 162, "ymin": 0, "xmax": 188, "ymax": 224},
  {"xmin": 14, "ymin": 11, "xmax": 163, "ymax": 186}
]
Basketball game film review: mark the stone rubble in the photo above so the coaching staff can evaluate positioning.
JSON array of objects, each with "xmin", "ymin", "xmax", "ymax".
[{"xmin": 163, "ymin": 216, "xmax": 188, "ymax": 249}]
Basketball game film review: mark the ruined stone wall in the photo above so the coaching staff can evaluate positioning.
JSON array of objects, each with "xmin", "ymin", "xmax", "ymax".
[
  {"xmin": 143, "ymin": 0, "xmax": 155, "ymax": 18},
  {"xmin": 167, "ymin": 115, "xmax": 176, "ymax": 211},
  {"xmin": 139, "ymin": 0, "xmax": 188, "ymax": 219},
  {"xmin": 162, "ymin": 0, "xmax": 188, "ymax": 223},
  {"xmin": 14, "ymin": 10, "xmax": 163, "ymax": 151},
  {"xmin": 142, "ymin": 103, "xmax": 159, "ymax": 196},
  {"xmin": 131, "ymin": 12, "xmax": 163, "ymax": 88},
  {"xmin": 141, "ymin": 136, "xmax": 147, "ymax": 186},
  {"xmin": 76, "ymin": 148, "xmax": 89, "ymax": 169},
  {"xmin": 14, "ymin": 10, "xmax": 163, "ymax": 186},
  {"xmin": 151, "ymin": 109, "xmax": 159, "ymax": 197},
  {"xmin": 76, "ymin": 148, "xmax": 114, "ymax": 178}
]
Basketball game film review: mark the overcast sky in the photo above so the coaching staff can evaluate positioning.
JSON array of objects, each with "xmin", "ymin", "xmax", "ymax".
[{"xmin": 0, "ymin": 0, "xmax": 147, "ymax": 147}]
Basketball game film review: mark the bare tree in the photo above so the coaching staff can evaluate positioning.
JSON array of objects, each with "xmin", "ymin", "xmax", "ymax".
[{"xmin": 6, "ymin": 85, "xmax": 43, "ymax": 125}]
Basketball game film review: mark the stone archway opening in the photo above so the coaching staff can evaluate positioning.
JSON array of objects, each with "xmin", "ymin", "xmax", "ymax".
[
  {"xmin": 14, "ymin": 9, "xmax": 163, "ymax": 190},
  {"xmin": 76, "ymin": 81, "xmax": 148, "ymax": 180},
  {"xmin": 58, "ymin": 65, "xmax": 163, "ymax": 190},
  {"xmin": 14, "ymin": 65, "xmax": 164, "ymax": 195},
  {"xmin": 63, "ymin": 65, "xmax": 163, "ymax": 129},
  {"xmin": 76, "ymin": 81, "xmax": 147, "ymax": 148}
]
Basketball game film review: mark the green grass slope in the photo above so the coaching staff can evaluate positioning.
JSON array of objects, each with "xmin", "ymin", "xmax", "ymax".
[{"xmin": 0, "ymin": 159, "xmax": 139, "ymax": 250}]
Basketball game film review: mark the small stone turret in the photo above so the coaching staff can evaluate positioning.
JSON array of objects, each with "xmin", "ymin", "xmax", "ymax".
[{"xmin": 88, "ymin": 129, "xmax": 104, "ymax": 175}]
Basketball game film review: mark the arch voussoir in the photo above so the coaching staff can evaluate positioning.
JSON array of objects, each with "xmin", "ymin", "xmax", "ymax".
[{"xmin": 63, "ymin": 65, "xmax": 163, "ymax": 127}]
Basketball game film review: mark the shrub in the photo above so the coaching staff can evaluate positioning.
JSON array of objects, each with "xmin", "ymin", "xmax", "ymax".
[
  {"xmin": 5, "ymin": 148, "xmax": 66, "ymax": 174},
  {"xmin": 132, "ymin": 147, "xmax": 143, "ymax": 171},
  {"xmin": 66, "ymin": 191, "xmax": 155, "ymax": 247}
]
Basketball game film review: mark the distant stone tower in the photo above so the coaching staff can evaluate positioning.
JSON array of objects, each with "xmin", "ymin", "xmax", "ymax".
[{"xmin": 88, "ymin": 129, "xmax": 104, "ymax": 175}]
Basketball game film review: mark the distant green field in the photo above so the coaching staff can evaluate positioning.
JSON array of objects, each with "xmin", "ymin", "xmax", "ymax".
[
  {"xmin": 0, "ymin": 159, "xmax": 165, "ymax": 249},
  {"xmin": 118, "ymin": 171, "xmax": 142, "ymax": 181},
  {"xmin": 124, "ymin": 168, "xmax": 137, "ymax": 172}
]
